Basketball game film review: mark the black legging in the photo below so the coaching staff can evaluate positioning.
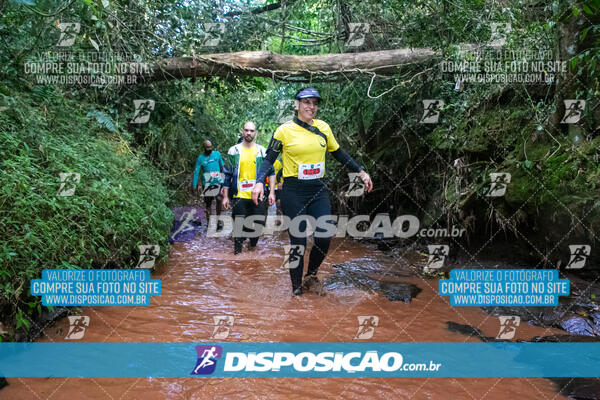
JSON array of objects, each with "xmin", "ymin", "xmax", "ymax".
[
  {"xmin": 232, "ymin": 197, "xmax": 267, "ymax": 253},
  {"xmin": 280, "ymin": 177, "xmax": 335, "ymax": 291}
]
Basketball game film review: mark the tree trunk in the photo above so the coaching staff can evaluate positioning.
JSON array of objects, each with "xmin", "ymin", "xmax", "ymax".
[{"xmin": 147, "ymin": 48, "xmax": 439, "ymax": 82}]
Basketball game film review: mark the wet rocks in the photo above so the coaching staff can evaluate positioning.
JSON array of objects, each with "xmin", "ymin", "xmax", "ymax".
[
  {"xmin": 377, "ymin": 281, "xmax": 420, "ymax": 302},
  {"xmin": 481, "ymin": 303, "xmax": 600, "ymax": 337},
  {"xmin": 14, "ymin": 306, "xmax": 70, "ymax": 342},
  {"xmin": 560, "ymin": 314, "xmax": 597, "ymax": 337},
  {"xmin": 445, "ymin": 321, "xmax": 600, "ymax": 343},
  {"xmin": 331, "ymin": 257, "xmax": 414, "ymax": 278},
  {"xmin": 445, "ymin": 321, "xmax": 506, "ymax": 342},
  {"xmin": 548, "ymin": 378, "xmax": 600, "ymax": 400},
  {"xmin": 446, "ymin": 321, "xmax": 489, "ymax": 341},
  {"xmin": 325, "ymin": 258, "xmax": 421, "ymax": 302},
  {"xmin": 480, "ymin": 273, "xmax": 600, "ymax": 337},
  {"xmin": 528, "ymin": 334, "xmax": 600, "ymax": 343}
]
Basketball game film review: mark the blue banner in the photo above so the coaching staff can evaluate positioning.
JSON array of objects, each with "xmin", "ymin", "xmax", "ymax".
[
  {"xmin": 0, "ymin": 342, "xmax": 599, "ymax": 377},
  {"xmin": 439, "ymin": 269, "xmax": 570, "ymax": 306},
  {"xmin": 30, "ymin": 269, "xmax": 161, "ymax": 306}
]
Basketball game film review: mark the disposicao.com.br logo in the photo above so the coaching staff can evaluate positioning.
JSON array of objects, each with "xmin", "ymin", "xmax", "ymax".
[
  {"xmin": 207, "ymin": 214, "xmax": 466, "ymax": 239},
  {"xmin": 191, "ymin": 347, "xmax": 441, "ymax": 376}
]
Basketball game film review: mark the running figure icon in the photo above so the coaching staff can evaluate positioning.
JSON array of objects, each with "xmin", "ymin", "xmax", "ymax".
[
  {"xmin": 191, "ymin": 345, "xmax": 223, "ymax": 375},
  {"xmin": 193, "ymin": 346, "xmax": 218, "ymax": 373}
]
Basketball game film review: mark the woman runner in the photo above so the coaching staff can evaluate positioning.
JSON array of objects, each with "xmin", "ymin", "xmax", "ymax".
[{"xmin": 252, "ymin": 88, "xmax": 373, "ymax": 296}]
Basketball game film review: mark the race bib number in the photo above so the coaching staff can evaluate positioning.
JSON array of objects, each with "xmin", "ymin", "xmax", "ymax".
[
  {"xmin": 238, "ymin": 179, "xmax": 256, "ymax": 191},
  {"xmin": 298, "ymin": 162, "xmax": 324, "ymax": 180}
]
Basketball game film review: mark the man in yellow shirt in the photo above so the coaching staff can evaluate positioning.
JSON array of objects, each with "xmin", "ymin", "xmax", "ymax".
[{"xmin": 222, "ymin": 121, "xmax": 275, "ymax": 254}]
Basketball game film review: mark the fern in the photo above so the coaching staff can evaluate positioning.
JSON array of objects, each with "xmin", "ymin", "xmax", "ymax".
[
  {"xmin": 87, "ymin": 110, "xmax": 117, "ymax": 132},
  {"xmin": 31, "ymin": 85, "xmax": 56, "ymax": 103}
]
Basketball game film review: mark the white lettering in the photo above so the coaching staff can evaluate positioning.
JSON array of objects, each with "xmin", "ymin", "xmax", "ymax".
[{"xmin": 224, "ymin": 353, "xmax": 246, "ymax": 371}]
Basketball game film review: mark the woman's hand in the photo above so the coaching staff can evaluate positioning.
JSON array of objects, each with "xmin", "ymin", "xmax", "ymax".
[
  {"xmin": 359, "ymin": 170, "xmax": 373, "ymax": 193},
  {"xmin": 251, "ymin": 182, "xmax": 264, "ymax": 205}
]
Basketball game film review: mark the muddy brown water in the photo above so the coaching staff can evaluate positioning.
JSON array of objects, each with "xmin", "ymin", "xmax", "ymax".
[{"xmin": 3, "ymin": 224, "xmax": 570, "ymax": 399}]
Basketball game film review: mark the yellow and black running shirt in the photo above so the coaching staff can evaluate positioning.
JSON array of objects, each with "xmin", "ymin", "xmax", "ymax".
[{"xmin": 273, "ymin": 119, "xmax": 340, "ymax": 179}]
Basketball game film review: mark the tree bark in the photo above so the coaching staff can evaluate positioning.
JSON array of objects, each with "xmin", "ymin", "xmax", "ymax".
[
  {"xmin": 224, "ymin": 2, "xmax": 284, "ymax": 17},
  {"xmin": 148, "ymin": 48, "xmax": 439, "ymax": 82}
]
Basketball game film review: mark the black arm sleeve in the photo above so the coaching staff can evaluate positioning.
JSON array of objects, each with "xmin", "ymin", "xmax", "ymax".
[
  {"xmin": 256, "ymin": 148, "xmax": 278, "ymax": 183},
  {"xmin": 331, "ymin": 147, "xmax": 364, "ymax": 173}
]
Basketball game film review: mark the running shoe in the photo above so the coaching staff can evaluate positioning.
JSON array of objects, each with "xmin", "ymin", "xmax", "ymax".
[{"xmin": 302, "ymin": 275, "xmax": 326, "ymax": 296}]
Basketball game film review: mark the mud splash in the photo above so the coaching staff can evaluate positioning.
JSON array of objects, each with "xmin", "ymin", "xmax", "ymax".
[{"xmin": 3, "ymin": 220, "xmax": 572, "ymax": 399}]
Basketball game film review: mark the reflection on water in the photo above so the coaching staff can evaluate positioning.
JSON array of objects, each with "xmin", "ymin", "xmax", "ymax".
[{"xmin": 3, "ymin": 225, "xmax": 568, "ymax": 399}]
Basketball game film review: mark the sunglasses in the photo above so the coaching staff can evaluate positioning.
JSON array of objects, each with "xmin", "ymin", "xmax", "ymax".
[{"xmin": 300, "ymin": 98, "xmax": 319, "ymax": 105}]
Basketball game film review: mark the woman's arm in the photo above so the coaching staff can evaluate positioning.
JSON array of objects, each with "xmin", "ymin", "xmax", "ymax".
[
  {"xmin": 330, "ymin": 147, "xmax": 363, "ymax": 173},
  {"xmin": 330, "ymin": 148, "xmax": 373, "ymax": 193}
]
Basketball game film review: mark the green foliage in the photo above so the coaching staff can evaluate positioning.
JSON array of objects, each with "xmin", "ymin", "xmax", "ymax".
[
  {"xmin": 15, "ymin": 309, "xmax": 30, "ymax": 331},
  {"xmin": 0, "ymin": 89, "xmax": 173, "ymax": 336},
  {"xmin": 87, "ymin": 110, "xmax": 117, "ymax": 132}
]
